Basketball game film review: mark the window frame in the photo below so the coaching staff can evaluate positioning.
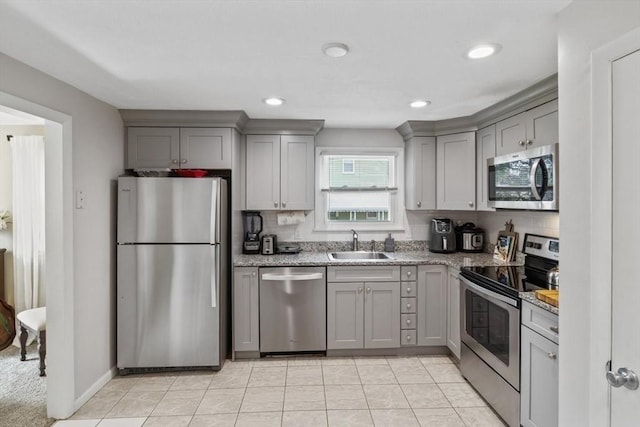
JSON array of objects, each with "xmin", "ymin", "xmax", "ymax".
[{"xmin": 314, "ymin": 146, "xmax": 405, "ymax": 232}]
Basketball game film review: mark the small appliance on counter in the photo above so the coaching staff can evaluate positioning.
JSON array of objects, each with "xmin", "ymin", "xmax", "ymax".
[
  {"xmin": 242, "ymin": 211, "xmax": 263, "ymax": 254},
  {"xmin": 261, "ymin": 234, "xmax": 277, "ymax": 255},
  {"xmin": 455, "ymin": 222, "xmax": 485, "ymax": 253},
  {"xmin": 429, "ymin": 218, "xmax": 456, "ymax": 253},
  {"xmin": 278, "ymin": 243, "xmax": 302, "ymax": 254}
]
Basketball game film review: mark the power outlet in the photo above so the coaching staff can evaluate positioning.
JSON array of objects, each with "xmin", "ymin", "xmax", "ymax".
[{"xmin": 75, "ymin": 191, "xmax": 85, "ymax": 209}]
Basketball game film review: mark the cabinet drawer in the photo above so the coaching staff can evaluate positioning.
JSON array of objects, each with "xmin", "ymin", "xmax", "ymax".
[
  {"xmin": 327, "ymin": 266, "xmax": 400, "ymax": 282},
  {"xmin": 401, "ymin": 266, "xmax": 417, "ymax": 281},
  {"xmin": 401, "ymin": 330, "xmax": 417, "ymax": 346},
  {"xmin": 401, "ymin": 282, "xmax": 416, "ymax": 297},
  {"xmin": 521, "ymin": 300, "xmax": 559, "ymax": 344},
  {"xmin": 401, "ymin": 297, "xmax": 417, "ymax": 313},
  {"xmin": 401, "ymin": 314, "xmax": 417, "ymax": 330}
]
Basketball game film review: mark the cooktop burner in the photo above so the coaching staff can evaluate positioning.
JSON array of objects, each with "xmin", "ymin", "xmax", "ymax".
[{"xmin": 460, "ymin": 234, "xmax": 559, "ymax": 300}]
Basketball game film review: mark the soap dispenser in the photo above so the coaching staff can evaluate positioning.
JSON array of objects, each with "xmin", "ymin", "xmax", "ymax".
[{"xmin": 384, "ymin": 233, "xmax": 395, "ymax": 252}]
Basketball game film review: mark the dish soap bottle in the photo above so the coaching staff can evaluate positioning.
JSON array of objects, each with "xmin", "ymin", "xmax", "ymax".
[{"xmin": 384, "ymin": 233, "xmax": 395, "ymax": 252}]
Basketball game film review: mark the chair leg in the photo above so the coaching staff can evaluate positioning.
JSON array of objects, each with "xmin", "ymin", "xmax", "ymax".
[
  {"xmin": 19, "ymin": 325, "xmax": 27, "ymax": 361},
  {"xmin": 38, "ymin": 330, "xmax": 46, "ymax": 377}
]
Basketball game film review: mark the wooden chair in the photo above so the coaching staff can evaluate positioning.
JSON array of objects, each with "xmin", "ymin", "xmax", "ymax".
[{"xmin": 16, "ymin": 307, "xmax": 46, "ymax": 376}]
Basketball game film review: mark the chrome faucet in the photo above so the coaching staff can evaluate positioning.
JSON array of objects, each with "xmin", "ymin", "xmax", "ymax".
[{"xmin": 350, "ymin": 229, "xmax": 358, "ymax": 251}]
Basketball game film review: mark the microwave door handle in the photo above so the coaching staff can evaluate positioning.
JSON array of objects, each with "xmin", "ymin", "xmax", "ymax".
[{"xmin": 529, "ymin": 158, "xmax": 543, "ymax": 201}]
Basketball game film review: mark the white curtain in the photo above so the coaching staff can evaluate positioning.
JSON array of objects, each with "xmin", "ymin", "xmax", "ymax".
[{"xmin": 9, "ymin": 135, "xmax": 46, "ymax": 315}]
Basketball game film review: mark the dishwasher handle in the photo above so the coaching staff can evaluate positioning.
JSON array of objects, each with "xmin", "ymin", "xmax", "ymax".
[{"xmin": 261, "ymin": 272, "xmax": 324, "ymax": 281}]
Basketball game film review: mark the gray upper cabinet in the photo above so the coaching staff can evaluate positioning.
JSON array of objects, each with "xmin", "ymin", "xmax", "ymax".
[
  {"xmin": 405, "ymin": 136, "xmax": 436, "ymax": 210},
  {"xmin": 245, "ymin": 134, "xmax": 314, "ymax": 210},
  {"xmin": 436, "ymin": 132, "xmax": 476, "ymax": 211},
  {"xmin": 233, "ymin": 267, "xmax": 259, "ymax": 353},
  {"xmin": 417, "ymin": 265, "xmax": 447, "ymax": 346},
  {"xmin": 496, "ymin": 100, "xmax": 558, "ymax": 156},
  {"xmin": 127, "ymin": 127, "xmax": 232, "ymax": 169},
  {"xmin": 476, "ymin": 125, "xmax": 496, "ymax": 212}
]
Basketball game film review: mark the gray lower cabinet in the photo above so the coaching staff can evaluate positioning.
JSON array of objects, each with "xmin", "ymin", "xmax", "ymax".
[
  {"xmin": 417, "ymin": 265, "xmax": 447, "ymax": 346},
  {"xmin": 233, "ymin": 267, "xmax": 260, "ymax": 352},
  {"xmin": 327, "ymin": 266, "xmax": 400, "ymax": 350},
  {"xmin": 521, "ymin": 301, "xmax": 559, "ymax": 427},
  {"xmin": 446, "ymin": 267, "xmax": 461, "ymax": 358}
]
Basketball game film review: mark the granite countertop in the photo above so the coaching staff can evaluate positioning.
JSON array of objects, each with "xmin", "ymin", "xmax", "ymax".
[
  {"xmin": 233, "ymin": 250, "xmax": 521, "ymax": 270},
  {"xmin": 520, "ymin": 291, "xmax": 559, "ymax": 315}
]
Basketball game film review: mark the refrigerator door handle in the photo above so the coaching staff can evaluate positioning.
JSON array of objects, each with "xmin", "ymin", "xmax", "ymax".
[
  {"xmin": 211, "ymin": 244, "xmax": 219, "ymax": 308},
  {"xmin": 210, "ymin": 179, "xmax": 220, "ymax": 244}
]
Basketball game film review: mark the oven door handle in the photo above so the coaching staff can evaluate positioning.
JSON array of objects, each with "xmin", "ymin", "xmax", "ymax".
[{"xmin": 460, "ymin": 276, "xmax": 518, "ymax": 307}]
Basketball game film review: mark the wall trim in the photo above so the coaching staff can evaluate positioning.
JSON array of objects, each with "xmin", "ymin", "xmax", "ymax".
[
  {"xmin": 74, "ymin": 366, "xmax": 117, "ymax": 414},
  {"xmin": 396, "ymin": 74, "xmax": 558, "ymax": 141}
]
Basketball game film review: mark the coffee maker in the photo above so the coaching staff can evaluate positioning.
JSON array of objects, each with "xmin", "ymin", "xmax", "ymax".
[{"xmin": 242, "ymin": 211, "xmax": 263, "ymax": 254}]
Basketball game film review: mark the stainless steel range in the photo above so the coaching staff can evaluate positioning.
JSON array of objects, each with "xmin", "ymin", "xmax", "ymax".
[{"xmin": 459, "ymin": 234, "xmax": 559, "ymax": 427}]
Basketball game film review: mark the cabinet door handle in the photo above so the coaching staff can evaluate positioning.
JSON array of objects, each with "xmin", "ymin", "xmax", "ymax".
[
  {"xmin": 468, "ymin": 201, "xmax": 474, "ymax": 207},
  {"xmin": 526, "ymin": 139, "xmax": 533, "ymax": 145},
  {"xmin": 519, "ymin": 140, "xmax": 526, "ymax": 146},
  {"xmin": 274, "ymin": 201, "xmax": 279, "ymax": 208},
  {"xmin": 172, "ymin": 159, "xmax": 179, "ymax": 164},
  {"xmin": 417, "ymin": 201, "xmax": 422, "ymax": 207},
  {"xmin": 181, "ymin": 159, "xmax": 187, "ymax": 164},
  {"xmin": 549, "ymin": 326, "xmax": 559, "ymax": 333},
  {"xmin": 282, "ymin": 201, "xmax": 287, "ymax": 208},
  {"xmin": 252, "ymin": 272, "xmax": 257, "ymax": 277},
  {"xmin": 548, "ymin": 353, "xmax": 557, "ymax": 360},
  {"xmin": 358, "ymin": 287, "xmax": 363, "ymax": 293},
  {"xmin": 366, "ymin": 287, "xmax": 371, "ymax": 293}
]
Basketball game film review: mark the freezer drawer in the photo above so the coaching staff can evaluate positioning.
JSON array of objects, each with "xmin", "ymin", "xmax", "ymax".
[
  {"xmin": 259, "ymin": 267, "xmax": 327, "ymax": 353},
  {"xmin": 117, "ymin": 244, "xmax": 220, "ymax": 368}
]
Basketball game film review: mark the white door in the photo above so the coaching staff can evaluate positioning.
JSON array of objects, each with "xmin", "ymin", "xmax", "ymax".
[{"xmin": 610, "ymin": 47, "xmax": 640, "ymax": 426}]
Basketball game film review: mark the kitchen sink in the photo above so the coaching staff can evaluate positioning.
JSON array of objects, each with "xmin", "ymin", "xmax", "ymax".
[{"xmin": 328, "ymin": 251, "xmax": 391, "ymax": 261}]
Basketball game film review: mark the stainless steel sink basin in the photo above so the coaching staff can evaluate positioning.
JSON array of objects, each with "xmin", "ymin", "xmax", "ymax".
[{"xmin": 328, "ymin": 251, "xmax": 391, "ymax": 261}]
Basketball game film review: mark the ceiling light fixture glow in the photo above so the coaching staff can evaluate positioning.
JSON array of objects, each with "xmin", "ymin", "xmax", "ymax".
[
  {"xmin": 263, "ymin": 97, "xmax": 285, "ymax": 106},
  {"xmin": 322, "ymin": 42, "xmax": 349, "ymax": 58},
  {"xmin": 467, "ymin": 43, "xmax": 501, "ymax": 59},
  {"xmin": 410, "ymin": 100, "xmax": 431, "ymax": 108}
]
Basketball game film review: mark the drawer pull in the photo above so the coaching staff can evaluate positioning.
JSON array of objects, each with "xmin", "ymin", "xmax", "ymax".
[
  {"xmin": 406, "ymin": 287, "xmax": 411, "ymax": 293},
  {"xmin": 406, "ymin": 335, "xmax": 412, "ymax": 341},
  {"xmin": 406, "ymin": 271, "xmax": 412, "ymax": 277},
  {"xmin": 549, "ymin": 326, "xmax": 559, "ymax": 333},
  {"xmin": 406, "ymin": 303, "xmax": 411, "ymax": 309},
  {"xmin": 548, "ymin": 353, "xmax": 557, "ymax": 360},
  {"xmin": 406, "ymin": 319, "xmax": 412, "ymax": 325}
]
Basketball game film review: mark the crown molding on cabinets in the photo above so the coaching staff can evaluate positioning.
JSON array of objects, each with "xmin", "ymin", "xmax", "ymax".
[
  {"xmin": 119, "ymin": 109, "xmax": 325, "ymax": 136},
  {"xmin": 242, "ymin": 119, "xmax": 325, "ymax": 136},
  {"xmin": 119, "ymin": 109, "xmax": 250, "ymax": 130},
  {"xmin": 396, "ymin": 74, "xmax": 558, "ymax": 141}
]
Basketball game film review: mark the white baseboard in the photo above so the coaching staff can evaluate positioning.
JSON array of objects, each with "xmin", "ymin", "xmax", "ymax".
[{"xmin": 74, "ymin": 366, "xmax": 117, "ymax": 411}]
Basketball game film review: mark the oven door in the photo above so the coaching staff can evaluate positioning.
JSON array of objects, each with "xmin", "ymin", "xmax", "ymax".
[{"xmin": 460, "ymin": 276, "xmax": 520, "ymax": 390}]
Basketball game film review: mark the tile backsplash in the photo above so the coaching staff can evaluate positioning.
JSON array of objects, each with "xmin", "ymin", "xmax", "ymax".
[{"xmin": 258, "ymin": 208, "xmax": 559, "ymax": 253}]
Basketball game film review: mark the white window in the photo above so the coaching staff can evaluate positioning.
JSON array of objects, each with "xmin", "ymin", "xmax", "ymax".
[{"xmin": 315, "ymin": 147, "xmax": 404, "ymax": 231}]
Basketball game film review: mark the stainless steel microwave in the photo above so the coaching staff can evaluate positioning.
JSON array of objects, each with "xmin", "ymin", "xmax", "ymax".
[{"xmin": 488, "ymin": 143, "xmax": 558, "ymax": 210}]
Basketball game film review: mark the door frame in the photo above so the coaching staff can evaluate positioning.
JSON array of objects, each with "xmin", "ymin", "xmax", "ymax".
[
  {"xmin": 0, "ymin": 91, "xmax": 75, "ymax": 418},
  {"xmin": 590, "ymin": 27, "xmax": 640, "ymax": 427}
]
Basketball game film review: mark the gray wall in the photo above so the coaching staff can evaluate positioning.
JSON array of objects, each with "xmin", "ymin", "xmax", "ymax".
[{"xmin": 0, "ymin": 53, "xmax": 125, "ymax": 413}]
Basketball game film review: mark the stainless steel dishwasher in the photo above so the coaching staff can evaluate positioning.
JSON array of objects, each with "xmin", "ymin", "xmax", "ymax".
[{"xmin": 259, "ymin": 266, "xmax": 326, "ymax": 353}]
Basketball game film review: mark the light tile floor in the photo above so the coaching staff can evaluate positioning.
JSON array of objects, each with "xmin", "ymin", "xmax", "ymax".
[{"xmin": 53, "ymin": 355, "xmax": 506, "ymax": 427}]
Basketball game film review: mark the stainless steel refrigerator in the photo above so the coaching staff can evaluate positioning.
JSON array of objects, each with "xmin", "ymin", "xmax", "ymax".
[{"xmin": 116, "ymin": 176, "xmax": 228, "ymax": 372}]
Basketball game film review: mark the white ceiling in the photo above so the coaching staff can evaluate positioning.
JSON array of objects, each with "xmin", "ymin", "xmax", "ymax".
[{"xmin": 0, "ymin": 0, "xmax": 571, "ymax": 128}]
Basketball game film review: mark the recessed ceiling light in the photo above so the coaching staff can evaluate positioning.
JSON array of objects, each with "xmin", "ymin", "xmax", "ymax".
[
  {"xmin": 467, "ymin": 43, "xmax": 501, "ymax": 59},
  {"xmin": 322, "ymin": 42, "xmax": 349, "ymax": 58},
  {"xmin": 410, "ymin": 100, "xmax": 431, "ymax": 108},
  {"xmin": 263, "ymin": 97, "xmax": 285, "ymax": 106}
]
